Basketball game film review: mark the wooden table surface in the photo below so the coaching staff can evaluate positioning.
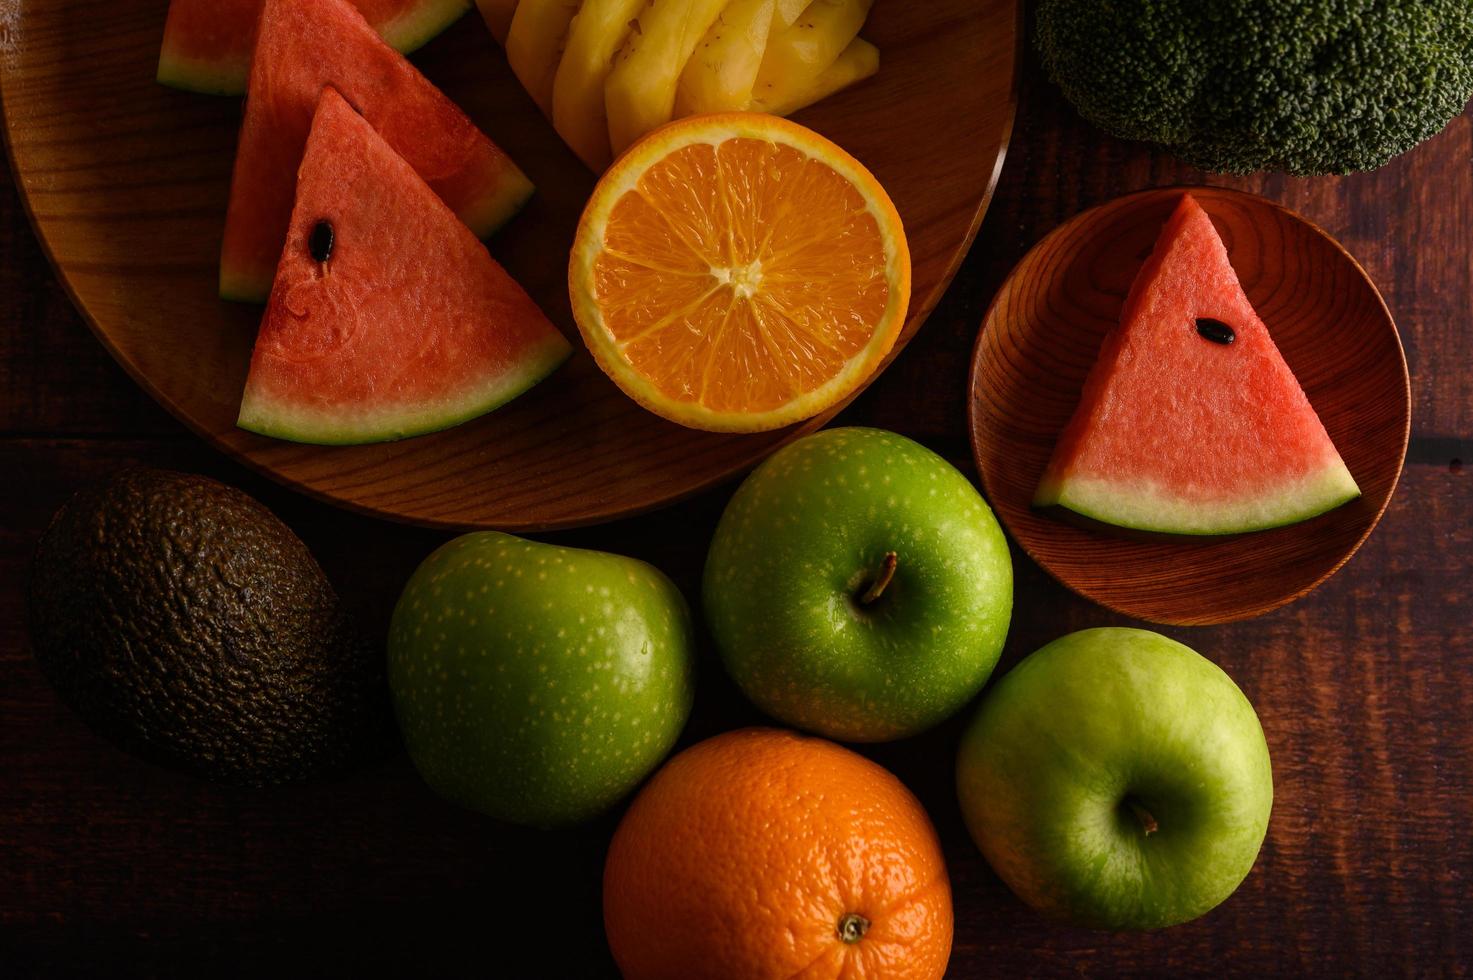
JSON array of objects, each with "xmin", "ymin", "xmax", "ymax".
[{"xmin": 3, "ymin": 43, "xmax": 1469, "ymax": 980}]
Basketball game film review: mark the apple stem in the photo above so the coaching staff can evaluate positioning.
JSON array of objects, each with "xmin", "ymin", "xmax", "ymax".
[
  {"xmin": 858, "ymin": 552, "xmax": 899, "ymax": 606},
  {"xmin": 837, "ymin": 912, "xmax": 870, "ymax": 944},
  {"xmin": 1128, "ymin": 799, "xmax": 1159, "ymax": 836}
]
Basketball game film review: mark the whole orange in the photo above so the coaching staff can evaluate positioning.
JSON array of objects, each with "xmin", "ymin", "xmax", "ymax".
[{"xmin": 602, "ymin": 728, "xmax": 952, "ymax": 980}]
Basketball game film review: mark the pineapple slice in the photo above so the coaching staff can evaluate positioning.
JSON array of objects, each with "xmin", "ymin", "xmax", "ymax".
[
  {"xmin": 752, "ymin": 0, "xmax": 872, "ymax": 106},
  {"xmin": 774, "ymin": 0, "xmax": 806, "ymax": 29},
  {"xmin": 553, "ymin": 0, "xmax": 648, "ymax": 170},
  {"xmin": 604, "ymin": 0, "xmax": 729, "ymax": 156},
  {"xmin": 674, "ymin": 0, "xmax": 776, "ymax": 115},
  {"xmin": 493, "ymin": 0, "xmax": 880, "ymax": 170},
  {"xmin": 756, "ymin": 36, "xmax": 878, "ymax": 116},
  {"xmin": 476, "ymin": 0, "xmax": 520, "ymax": 44},
  {"xmin": 506, "ymin": 0, "xmax": 583, "ymax": 116}
]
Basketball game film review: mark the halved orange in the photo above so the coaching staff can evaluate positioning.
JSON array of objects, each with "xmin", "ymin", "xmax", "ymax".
[{"xmin": 568, "ymin": 112, "xmax": 911, "ymax": 433}]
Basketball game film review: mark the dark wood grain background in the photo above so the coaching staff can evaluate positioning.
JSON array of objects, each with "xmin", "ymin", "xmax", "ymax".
[{"xmin": 3, "ymin": 36, "xmax": 1469, "ymax": 980}]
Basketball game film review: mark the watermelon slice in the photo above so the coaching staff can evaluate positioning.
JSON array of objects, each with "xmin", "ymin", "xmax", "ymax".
[
  {"xmin": 237, "ymin": 88, "xmax": 570, "ymax": 444},
  {"xmin": 158, "ymin": 0, "xmax": 473, "ymax": 96},
  {"xmin": 220, "ymin": 0, "xmax": 533, "ymax": 304},
  {"xmin": 1034, "ymin": 194, "xmax": 1360, "ymax": 535}
]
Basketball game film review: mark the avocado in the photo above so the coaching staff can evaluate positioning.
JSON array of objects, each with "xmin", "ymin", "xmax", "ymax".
[{"xmin": 27, "ymin": 468, "xmax": 392, "ymax": 787}]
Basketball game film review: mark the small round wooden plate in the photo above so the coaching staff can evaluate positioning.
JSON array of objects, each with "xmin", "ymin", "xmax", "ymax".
[
  {"xmin": 969, "ymin": 186, "xmax": 1410, "ymax": 626},
  {"xmin": 0, "ymin": 0, "xmax": 1019, "ymax": 531}
]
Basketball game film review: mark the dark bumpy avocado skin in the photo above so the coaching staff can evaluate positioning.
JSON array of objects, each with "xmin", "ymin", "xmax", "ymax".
[{"xmin": 28, "ymin": 468, "xmax": 392, "ymax": 787}]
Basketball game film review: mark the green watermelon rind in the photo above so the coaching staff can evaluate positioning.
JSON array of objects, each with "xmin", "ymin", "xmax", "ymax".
[
  {"xmin": 157, "ymin": 52, "xmax": 252, "ymax": 98},
  {"xmin": 157, "ymin": 0, "xmax": 474, "ymax": 97},
  {"xmin": 235, "ymin": 332, "xmax": 572, "ymax": 445},
  {"xmin": 376, "ymin": 0, "xmax": 475, "ymax": 57},
  {"xmin": 220, "ymin": 266, "xmax": 275, "ymax": 307},
  {"xmin": 1034, "ymin": 462, "xmax": 1362, "ymax": 536},
  {"xmin": 458, "ymin": 169, "xmax": 536, "ymax": 242}
]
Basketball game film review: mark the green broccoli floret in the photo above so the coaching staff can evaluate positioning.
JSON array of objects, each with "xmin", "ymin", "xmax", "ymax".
[{"xmin": 1035, "ymin": 0, "xmax": 1473, "ymax": 175}]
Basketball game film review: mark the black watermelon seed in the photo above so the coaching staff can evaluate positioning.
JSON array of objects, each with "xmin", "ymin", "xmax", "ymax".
[
  {"xmin": 309, "ymin": 220, "xmax": 335, "ymax": 263},
  {"xmin": 1195, "ymin": 317, "xmax": 1235, "ymax": 345}
]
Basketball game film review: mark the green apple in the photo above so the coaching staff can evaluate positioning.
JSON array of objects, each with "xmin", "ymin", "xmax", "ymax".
[
  {"xmin": 703, "ymin": 427, "xmax": 1013, "ymax": 741},
  {"xmin": 956, "ymin": 627, "xmax": 1273, "ymax": 930},
  {"xmin": 388, "ymin": 532, "xmax": 695, "ymax": 827}
]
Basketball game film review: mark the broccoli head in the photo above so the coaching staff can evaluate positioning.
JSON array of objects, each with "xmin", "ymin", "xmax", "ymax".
[{"xmin": 1035, "ymin": 0, "xmax": 1473, "ymax": 175}]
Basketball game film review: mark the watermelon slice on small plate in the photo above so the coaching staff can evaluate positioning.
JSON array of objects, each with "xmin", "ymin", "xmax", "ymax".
[
  {"xmin": 969, "ymin": 186, "xmax": 1409, "ymax": 625},
  {"xmin": 1034, "ymin": 193, "xmax": 1361, "ymax": 535},
  {"xmin": 237, "ymin": 87, "xmax": 570, "ymax": 444},
  {"xmin": 220, "ymin": 0, "xmax": 533, "ymax": 303},
  {"xmin": 158, "ymin": 0, "xmax": 473, "ymax": 96}
]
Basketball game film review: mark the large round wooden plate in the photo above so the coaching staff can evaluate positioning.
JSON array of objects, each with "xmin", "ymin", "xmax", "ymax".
[
  {"xmin": 0, "ymin": 0, "xmax": 1019, "ymax": 530},
  {"xmin": 970, "ymin": 187, "xmax": 1411, "ymax": 626}
]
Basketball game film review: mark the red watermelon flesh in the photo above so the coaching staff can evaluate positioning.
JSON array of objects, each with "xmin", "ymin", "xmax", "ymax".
[
  {"xmin": 237, "ymin": 88, "xmax": 570, "ymax": 445},
  {"xmin": 1034, "ymin": 194, "xmax": 1360, "ymax": 535},
  {"xmin": 158, "ymin": 0, "xmax": 472, "ymax": 96},
  {"xmin": 220, "ymin": 0, "xmax": 533, "ymax": 303}
]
